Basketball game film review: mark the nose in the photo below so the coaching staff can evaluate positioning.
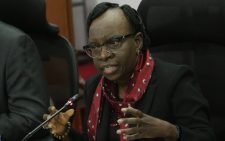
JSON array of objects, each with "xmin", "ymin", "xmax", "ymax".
[{"xmin": 98, "ymin": 46, "xmax": 112, "ymax": 59}]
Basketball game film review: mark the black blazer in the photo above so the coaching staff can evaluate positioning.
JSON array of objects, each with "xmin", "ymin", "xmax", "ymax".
[
  {"xmin": 0, "ymin": 21, "xmax": 50, "ymax": 141},
  {"xmin": 71, "ymin": 59, "xmax": 215, "ymax": 141}
]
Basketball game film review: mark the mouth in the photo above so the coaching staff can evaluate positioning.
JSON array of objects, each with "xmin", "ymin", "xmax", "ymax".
[{"xmin": 102, "ymin": 65, "xmax": 118, "ymax": 75}]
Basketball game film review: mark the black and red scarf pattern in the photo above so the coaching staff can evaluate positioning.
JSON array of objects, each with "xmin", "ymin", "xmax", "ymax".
[{"xmin": 87, "ymin": 50, "xmax": 155, "ymax": 141}]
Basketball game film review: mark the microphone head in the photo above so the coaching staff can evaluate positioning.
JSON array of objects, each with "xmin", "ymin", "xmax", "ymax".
[
  {"xmin": 65, "ymin": 94, "xmax": 82, "ymax": 106},
  {"xmin": 71, "ymin": 94, "xmax": 81, "ymax": 101}
]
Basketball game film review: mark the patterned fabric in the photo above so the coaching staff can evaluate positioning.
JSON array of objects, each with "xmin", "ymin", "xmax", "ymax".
[{"xmin": 87, "ymin": 50, "xmax": 155, "ymax": 141}]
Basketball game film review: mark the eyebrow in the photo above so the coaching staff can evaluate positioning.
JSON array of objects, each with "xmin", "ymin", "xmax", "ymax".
[{"xmin": 88, "ymin": 34, "xmax": 124, "ymax": 44}]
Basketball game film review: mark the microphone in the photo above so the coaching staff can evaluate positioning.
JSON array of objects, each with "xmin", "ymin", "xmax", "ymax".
[{"xmin": 21, "ymin": 94, "xmax": 82, "ymax": 141}]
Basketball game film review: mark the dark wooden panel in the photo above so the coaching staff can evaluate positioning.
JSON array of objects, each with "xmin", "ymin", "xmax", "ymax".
[{"xmin": 46, "ymin": 0, "xmax": 75, "ymax": 45}]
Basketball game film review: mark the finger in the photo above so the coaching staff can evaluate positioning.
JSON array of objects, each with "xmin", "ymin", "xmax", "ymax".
[
  {"xmin": 117, "ymin": 127, "xmax": 139, "ymax": 135},
  {"xmin": 64, "ymin": 109, "xmax": 75, "ymax": 120},
  {"xmin": 43, "ymin": 114, "xmax": 49, "ymax": 120},
  {"xmin": 121, "ymin": 107, "xmax": 143, "ymax": 118},
  {"xmin": 48, "ymin": 106, "xmax": 57, "ymax": 114},
  {"xmin": 125, "ymin": 133, "xmax": 141, "ymax": 141},
  {"xmin": 117, "ymin": 117, "xmax": 142, "ymax": 125},
  {"xmin": 42, "ymin": 120, "xmax": 49, "ymax": 129},
  {"xmin": 48, "ymin": 123, "xmax": 53, "ymax": 128},
  {"xmin": 55, "ymin": 109, "xmax": 74, "ymax": 125},
  {"xmin": 121, "ymin": 106, "xmax": 144, "ymax": 117},
  {"xmin": 59, "ymin": 109, "xmax": 74, "ymax": 121},
  {"xmin": 49, "ymin": 124, "xmax": 57, "ymax": 134},
  {"xmin": 42, "ymin": 114, "xmax": 52, "ymax": 129}
]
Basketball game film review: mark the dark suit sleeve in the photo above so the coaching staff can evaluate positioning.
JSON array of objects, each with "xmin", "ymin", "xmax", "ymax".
[
  {"xmin": 0, "ymin": 35, "xmax": 49, "ymax": 141},
  {"xmin": 170, "ymin": 66, "xmax": 215, "ymax": 141}
]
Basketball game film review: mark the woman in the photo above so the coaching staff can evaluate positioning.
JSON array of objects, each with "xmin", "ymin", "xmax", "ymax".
[{"xmin": 44, "ymin": 2, "xmax": 215, "ymax": 141}]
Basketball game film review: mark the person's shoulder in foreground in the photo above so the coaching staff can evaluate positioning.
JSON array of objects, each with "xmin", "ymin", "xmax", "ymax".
[{"xmin": 0, "ymin": 21, "xmax": 49, "ymax": 141}]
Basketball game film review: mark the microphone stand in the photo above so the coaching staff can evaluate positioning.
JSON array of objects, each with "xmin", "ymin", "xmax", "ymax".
[{"xmin": 21, "ymin": 94, "xmax": 81, "ymax": 141}]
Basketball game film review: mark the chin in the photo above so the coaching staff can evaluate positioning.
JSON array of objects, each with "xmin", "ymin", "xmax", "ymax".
[{"xmin": 103, "ymin": 74, "xmax": 120, "ymax": 81}]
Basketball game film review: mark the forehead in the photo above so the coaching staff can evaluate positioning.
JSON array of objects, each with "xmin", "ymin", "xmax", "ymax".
[{"xmin": 89, "ymin": 8, "xmax": 132, "ymax": 40}]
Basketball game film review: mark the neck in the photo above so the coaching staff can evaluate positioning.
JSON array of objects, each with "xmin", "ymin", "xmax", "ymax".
[
  {"xmin": 117, "ymin": 84, "xmax": 127, "ymax": 99},
  {"xmin": 116, "ymin": 72, "xmax": 133, "ymax": 99}
]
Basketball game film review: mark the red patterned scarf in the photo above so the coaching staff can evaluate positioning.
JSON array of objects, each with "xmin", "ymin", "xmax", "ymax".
[{"xmin": 87, "ymin": 50, "xmax": 155, "ymax": 141}]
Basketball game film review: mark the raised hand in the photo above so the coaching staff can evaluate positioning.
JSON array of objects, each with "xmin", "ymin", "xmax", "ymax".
[
  {"xmin": 43, "ymin": 106, "xmax": 74, "ymax": 137},
  {"xmin": 116, "ymin": 106, "xmax": 178, "ymax": 141}
]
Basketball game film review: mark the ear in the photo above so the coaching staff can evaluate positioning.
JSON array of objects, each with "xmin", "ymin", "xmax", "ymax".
[{"xmin": 134, "ymin": 32, "xmax": 143, "ymax": 50}]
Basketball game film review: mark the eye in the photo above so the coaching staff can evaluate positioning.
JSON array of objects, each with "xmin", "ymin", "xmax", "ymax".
[
  {"xmin": 86, "ymin": 43, "xmax": 98, "ymax": 49},
  {"xmin": 106, "ymin": 36, "xmax": 123, "ymax": 48}
]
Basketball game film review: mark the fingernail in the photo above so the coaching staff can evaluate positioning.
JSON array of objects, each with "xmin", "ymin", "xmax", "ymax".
[
  {"xmin": 123, "ymin": 135, "xmax": 126, "ymax": 140},
  {"xmin": 48, "ymin": 124, "xmax": 52, "ymax": 128},
  {"xmin": 47, "ymin": 115, "xmax": 51, "ymax": 120},
  {"xmin": 117, "ymin": 119, "xmax": 122, "ymax": 124},
  {"xmin": 116, "ymin": 130, "xmax": 121, "ymax": 134}
]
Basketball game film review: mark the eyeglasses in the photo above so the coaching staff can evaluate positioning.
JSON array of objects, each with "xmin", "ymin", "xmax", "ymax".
[{"xmin": 83, "ymin": 33, "xmax": 135, "ymax": 58}]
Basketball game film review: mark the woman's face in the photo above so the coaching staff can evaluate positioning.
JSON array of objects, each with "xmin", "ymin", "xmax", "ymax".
[{"xmin": 88, "ymin": 8, "xmax": 143, "ymax": 83}]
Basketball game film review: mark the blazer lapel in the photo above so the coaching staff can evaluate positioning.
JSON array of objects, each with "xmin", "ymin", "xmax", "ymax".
[
  {"xmin": 135, "ymin": 72, "xmax": 158, "ymax": 115},
  {"xmin": 96, "ymin": 98, "xmax": 110, "ymax": 141}
]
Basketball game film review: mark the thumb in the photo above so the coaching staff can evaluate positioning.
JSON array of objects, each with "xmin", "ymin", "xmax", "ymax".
[{"xmin": 64, "ymin": 109, "xmax": 75, "ymax": 120}]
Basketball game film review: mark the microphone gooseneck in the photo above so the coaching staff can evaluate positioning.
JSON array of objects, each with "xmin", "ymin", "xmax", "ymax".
[{"xmin": 21, "ymin": 94, "xmax": 82, "ymax": 141}]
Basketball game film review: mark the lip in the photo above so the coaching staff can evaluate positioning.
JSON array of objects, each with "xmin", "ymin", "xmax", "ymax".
[
  {"xmin": 99, "ymin": 64, "xmax": 119, "ymax": 75},
  {"xmin": 103, "ymin": 65, "xmax": 118, "ymax": 75},
  {"xmin": 99, "ymin": 63, "xmax": 118, "ymax": 69}
]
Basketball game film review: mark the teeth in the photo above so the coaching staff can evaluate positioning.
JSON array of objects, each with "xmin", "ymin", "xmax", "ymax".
[{"xmin": 105, "ymin": 66, "xmax": 111, "ymax": 68}]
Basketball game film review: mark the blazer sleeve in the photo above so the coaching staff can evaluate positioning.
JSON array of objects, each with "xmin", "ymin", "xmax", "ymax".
[
  {"xmin": 170, "ymin": 65, "xmax": 215, "ymax": 141},
  {"xmin": 0, "ymin": 35, "xmax": 49, "ymax": 141}
]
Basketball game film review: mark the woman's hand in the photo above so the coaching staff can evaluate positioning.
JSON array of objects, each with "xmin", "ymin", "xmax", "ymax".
[
  {"xmin": 116, "ymin": 106, "xmax": 178, "ymax": 141},
  {"xmin": 43, "ymin": 106, "xmax": 74, "ymax": 136}
]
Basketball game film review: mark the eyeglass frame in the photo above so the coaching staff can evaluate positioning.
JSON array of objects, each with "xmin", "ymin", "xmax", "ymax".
[{"xmin": 83, "ymin": 33, "xmax": 136, "ymax": 58}]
